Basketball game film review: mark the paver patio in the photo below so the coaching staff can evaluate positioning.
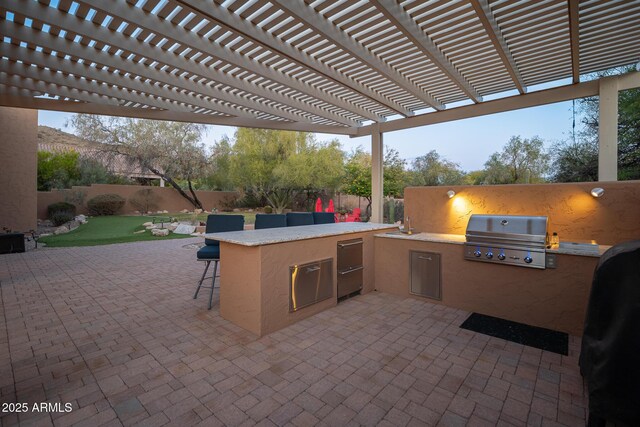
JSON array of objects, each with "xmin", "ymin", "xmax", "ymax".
[{"xmin": 0, "ymin": 238, "xmax": 587, "ymax": 426}]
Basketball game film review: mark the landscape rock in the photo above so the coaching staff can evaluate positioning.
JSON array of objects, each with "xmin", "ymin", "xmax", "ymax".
[
  {"xmin": 173, "ymin": 224, "xmax": 196, "ymax": 235},
  {"xmin": 166, "ymin": 224, "xmax": 177, "ymax": 231},
  {"xmin": 194, "ymin": 209, "xmax": 203, "ymax": 214},
  {"xmin": 181, "ymin": 209, "xmax": 189, "ymax": 213},
  {"xmin": 163, "ymin": 210, "xmax": 169, "ymax": 213},
  {"xmin": 190, "ymin": 233, "xmax": 203, "ymax": 237},
  {"xmin": 53, "ymin": 226, "xmax": 69, "ymax": 235},
  {"xmin": 75, "ymin": 214, "xmax": 87, "ymax": 224},
  {"xmin": 151, "ymin": 228, "xmax": 170, "ymax": 237},
  {"xmin": 134, "ymin": 229, "xmax": 146, "ymax": 234},
  {"xmin": 142, "ymin": 222, "xmax": 153, "ymax": 227}
]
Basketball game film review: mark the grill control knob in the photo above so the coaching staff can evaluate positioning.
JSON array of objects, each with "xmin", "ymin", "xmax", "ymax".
[
  {"xmin": 474, "ymin": 249, "xmax": 482, "ymax": 257},
  {"xmin": 524, "ymin": 256, "xmax": 533, "ymax": 264},
  {"xmin": 498, "ymin": 252, "xmax": 506, "ymax": 260},
  {"xmin": 486, "ymin": 251, "xmax": 493, "ymax": 259}
]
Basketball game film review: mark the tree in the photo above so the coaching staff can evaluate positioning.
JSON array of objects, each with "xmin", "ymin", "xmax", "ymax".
[
  {"xmin": 483, "ymin": 135, "xmax": 550, "ymax": 184},
  {"xmin": 228, "ymin": 128, "xmax": 344, "ymax": 212},
  {"xmin": 71, "ymin": 115, "xmax": 208, "ymax": 209},
  {"xmin": 549, "ymin": 139, "xmax": 598, "ymax": 182},
  {"xmin": 408, "ymin": 150, "xmax": 466, "ymax": 186},
  {"xmin": 576, "ymin": 66, "xmax": 640, "ymax": 180},
  {"xmin": 37, "ymin": 151, "xmax": 80, "ymax": 191},
  {"xmin": 341, "ymin": 147, "xmax": 407, "ymax": 216},
  {"xmin": 205, "ymin": 135, "xmax": 234, "ymax": 191}
]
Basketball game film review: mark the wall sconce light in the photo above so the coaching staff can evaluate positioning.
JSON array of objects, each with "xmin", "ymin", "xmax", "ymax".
[
  {"xmin": 446, "ymin": 190, "xmax": 456, "ymax": 199},
  {"xmin": 590, "ymin": 187, "xmax": 605, "ymax": 198}
]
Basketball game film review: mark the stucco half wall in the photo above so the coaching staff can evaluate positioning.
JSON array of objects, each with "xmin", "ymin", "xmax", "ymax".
[
  {"xmin": 404, "ymin": 181, "xmax": 640, "ymax": 246},
  {"xmin": 0, "ymin": 107, "xmax": 37, "ymax": 232}
]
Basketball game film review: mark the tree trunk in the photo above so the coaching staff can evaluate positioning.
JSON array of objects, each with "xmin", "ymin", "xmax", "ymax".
[
  {"xmin": 187, "ymin": 180, "xmax": 204, "ymax": 210},
  {"xmin": 147, "ymin": 166, "xmax": 201, "ymax": 209}
]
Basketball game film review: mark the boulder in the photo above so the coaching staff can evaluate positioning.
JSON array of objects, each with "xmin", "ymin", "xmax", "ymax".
[
  {"xmin": 75, "ymin": 215, "xmax": 87, "ymax": 224},
  {"xmin": 181, "ymin": 209, "xmax": 189, "ymax": 213},
  {"xmin": 194, "ymin": 208, "xmax": 203, "ymax": 215},
  {"xmin": 173, "ymin": 224, "xmax": 196, "ymax": 235},
  {"xmin": 151, "ymin": 228, "xmax": 170, "ymax": 237},
  {"xmin": 142, "ymin": 222, "xmax": 153, "ymax": 227},
  {"xmin": 134, "ymin": 229, "xmax": 146, "ymax": 234},
  {"xmin": 53, "ymin": 226, "xmax": 69, "ymax": 235},
  {"xmin": 162, "ymin": 210, "xmax": 169, "ymax": 214}
]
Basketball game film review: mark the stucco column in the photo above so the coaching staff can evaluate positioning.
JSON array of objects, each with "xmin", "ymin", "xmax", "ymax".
[
  {"xmin": 598, "ymin": 77, "xmax": 618, "ymax": 181},
  {"xmin": 0, "ymin": 107, "xmax": 38, "ymax": 232},
  {"xmin": 371, "ymin": 124, "xmax": 383, "ymax": 223}
]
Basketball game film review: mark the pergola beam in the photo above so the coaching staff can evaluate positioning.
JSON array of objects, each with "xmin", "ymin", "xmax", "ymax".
[
  {"xmin": 372, "ymin": 0, "xmax": 483, "ymax": 102},
  {"xmin": 0, "ymin": 91, "xmax": 358, "ymax": 135},
  {"xmin": 78, "ymin": 0, "xmax": 367, "ymax": 126},
  {"xmin": 271, "ymin": 0, "xmax": 445, "ymax": 111},
  {"xmin": 5, "ymin": 1, "xmax": 353, "ymax": 126},
  {"xmin": 470, "ymin": 0, "xmax": 526, "ymax": 94},
  {"xmin": 176, "ymin": 0, "xmax": 413, "ymax": 118},
  {"xmin": 568, "ymin": 0, "xmax": 581, "ymax": 84}
]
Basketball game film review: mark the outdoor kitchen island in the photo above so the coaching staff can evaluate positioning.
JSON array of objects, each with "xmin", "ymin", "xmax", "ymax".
[
  {"xmin": 374, "ymin": 231, "xmax": 610, "ymax": 336},
  {"xmin": 205, "ymin": 222, "xmax": 396, "ymax": 336}
]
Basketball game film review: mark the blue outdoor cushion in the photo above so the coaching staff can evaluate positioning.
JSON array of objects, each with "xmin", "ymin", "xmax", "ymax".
[
  {"xmin": 197, "ymin": 244, "xmax": 220, "ymax": 260},
  {"xmin": 255, "ymin": 213, "xmax": 287, "ymax": 229},
  {"xmin": 312, "ymin": 212, "xmax": 336, "ymax": 224},
  {"xmin": 204, "ymin": 214, "xmax": 245, "ymax": 246},
  {"xmin": 286, "ymin": 212, "xmax": 314, "ymax": 227}
]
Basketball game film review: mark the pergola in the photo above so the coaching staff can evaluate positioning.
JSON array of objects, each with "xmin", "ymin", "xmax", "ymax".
[{"xmin": 1, "ymin": 0, "xmax": 639, "ymax": 222}]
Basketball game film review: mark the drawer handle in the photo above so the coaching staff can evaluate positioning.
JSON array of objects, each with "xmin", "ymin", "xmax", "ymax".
[
  {"xmin": 338, "ymin": 241, "xmax": 363, "ymax": 248},
  {"xmin": 339, "ymin": 266, "xmax": 363, "ymax": 275},
  {"xmin": 418, "ymin": 256, "xmax": 432, "ymax": 261},
  {"xmin": 305, "ymin": 266, "xmax": 321, "ymax": 273}
]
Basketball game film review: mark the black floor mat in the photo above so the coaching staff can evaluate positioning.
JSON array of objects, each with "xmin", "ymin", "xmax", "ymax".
[{"xmin": 460, "ymin": 313, "xmax": 568, "ymax": 355}]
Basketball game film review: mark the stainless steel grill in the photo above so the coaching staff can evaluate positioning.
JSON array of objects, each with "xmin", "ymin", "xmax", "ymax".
[{"xmin": 464, "ymin": 214, "xmax": 548, "ymax": 269}]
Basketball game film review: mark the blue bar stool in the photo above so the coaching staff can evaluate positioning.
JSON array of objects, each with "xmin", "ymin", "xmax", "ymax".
[
  {"xmin": 194, "ymin": 214, "xmax": 244, "ymax": 309},
  {"xmin": 254, "ymin": 213, "xmax": 287, "ymax": 229},
  {"xmin": 286, "ymin": 212, "xmax": 313, "ymax": 227},
  {"xmin": 312, "ymin": 212, "xmax": 336, "ymax": 224}
]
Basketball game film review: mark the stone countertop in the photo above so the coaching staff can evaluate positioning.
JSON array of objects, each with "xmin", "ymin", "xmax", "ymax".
[
  {"xmin": 375, "ymin": 231, "xmax": 466, "ymax": 245},
  {"xmin": 376, "ymin": 231, "xmax": 610, "ymax": 257},
  {"xmin": 205, "ymin": 222, "xmax": 397, "ymax": 247}
]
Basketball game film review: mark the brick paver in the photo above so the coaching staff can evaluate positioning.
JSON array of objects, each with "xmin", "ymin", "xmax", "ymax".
[{"xmin": 0, "ymin": 238, "xmax": 587, "ymax": 426}]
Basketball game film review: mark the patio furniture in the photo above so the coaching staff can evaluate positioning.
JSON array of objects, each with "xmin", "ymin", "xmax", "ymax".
[
  {"xmin": 194, "ymin": 214, "xmax": 244, "ymax": 310},
  {"xmin": 254, "ymin": 213, "xmax": 287, "ymax": 230},
  {"xmin": 0, "ymin": 233, "xmax": 25, "ymax": 254},
  {"xmin": 345, "ymin": 208, "xmax": 362, "ymax": 222},
  {"xmin": 286, "ymin": 212, "xmax": 313, "ymax": 227},
  {"xmin": 312, "ymin": 212, "xmax": 336, "ymax": 224}
]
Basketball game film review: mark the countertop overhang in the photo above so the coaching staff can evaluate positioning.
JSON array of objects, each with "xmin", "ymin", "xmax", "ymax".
[{"xmin": 205, "ymin": 222, "xmax": 397, "ymax": 247}]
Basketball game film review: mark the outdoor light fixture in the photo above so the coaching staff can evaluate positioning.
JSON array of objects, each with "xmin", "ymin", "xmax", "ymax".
[
  {"xmin": 447, "ymin": 190, "xmax": 456, "ymax": 199},
  {"xmin": 591, "ymin": 187, "xmax": 605, "ymax": 198}
]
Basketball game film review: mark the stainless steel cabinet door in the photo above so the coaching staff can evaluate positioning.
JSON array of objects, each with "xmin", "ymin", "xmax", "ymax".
[
  {"xmin": 410, "ymin": 251, "xmax": 441, "ymax": 300},
  {"xmin": 290, "ymin": 258, "xmax": 333, "ymax": 312}
]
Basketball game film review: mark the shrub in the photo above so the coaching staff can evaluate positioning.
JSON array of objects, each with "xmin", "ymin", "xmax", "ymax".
[
  {"xmin": 50, "ymin": 211, "xmax": 74, "ymax": 226},
  {"xmin": 87, "ymin": 194, "xmax": 125, "ymax": 216},
  {"xmin": 48, "ymin": 201, "xmax": 76, "ymax": 218}
]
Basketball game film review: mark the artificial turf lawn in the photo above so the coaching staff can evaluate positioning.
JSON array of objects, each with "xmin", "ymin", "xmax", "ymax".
[
  {"xmin": 39, "ymin": 216, "xmax": 193, "ymax": 247},
  {"xmin": 39, "ymin": 212, "xmax": 257, "ymax": 247}
]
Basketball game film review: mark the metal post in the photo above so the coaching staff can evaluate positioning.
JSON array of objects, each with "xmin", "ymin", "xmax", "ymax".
[
  {"xmin": 598, "ymin": 77, "xmax": 618, "ymax": 181},
  {"xmin": 371, "ymin": 124, "xmax": 384, "ymax": 223}
]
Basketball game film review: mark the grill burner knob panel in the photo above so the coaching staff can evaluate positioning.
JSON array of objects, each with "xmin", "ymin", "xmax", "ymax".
[
  {"xmin": 486, "ymin": 251, "xmax": 493, "ymax": 259},
  {"xmin": 524, "ymin": 256, "xmax": 533, "ymax": 264}
]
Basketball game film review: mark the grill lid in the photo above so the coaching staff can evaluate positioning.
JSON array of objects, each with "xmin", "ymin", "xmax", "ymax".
[{"xmin": 465, "ymin": 214, "xmax": 548, "ymax": 247}]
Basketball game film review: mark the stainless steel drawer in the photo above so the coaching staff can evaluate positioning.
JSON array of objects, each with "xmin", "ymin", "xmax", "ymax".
[
  {"xmin": 337, "ymin": 238, "xmax": 363, "ymax": 270},
  {"xmin": 337, "ymin": 266, "xmax": 363, "ymax": 298},
  {"xmin": 290, "ymin": 258, "xmax": 333, "ymax": 312}
]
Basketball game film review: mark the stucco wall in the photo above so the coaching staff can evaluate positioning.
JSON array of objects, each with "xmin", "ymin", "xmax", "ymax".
[
  {"xmin": 38, "ymin": 184, "xmax": 238, "ymax": 218},
  {"xmin": 0, "ymin": 107, "xmax": 37, "ymax": 232},
  {"xmin": 404, "ymin": 181, "xmax": 640, "ymax": 245}
]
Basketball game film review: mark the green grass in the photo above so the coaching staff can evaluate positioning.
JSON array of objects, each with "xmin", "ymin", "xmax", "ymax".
[
  {"xmin": 39, "ymin": 212, "xmax": 257, "ymax": 247},
  {"xmin": 171, "ymin": 211, "xmax": 257, "ymax": 225},
  {"xmin": 39, "ymin": 216, "xmax": 193, "ymax": 247}
]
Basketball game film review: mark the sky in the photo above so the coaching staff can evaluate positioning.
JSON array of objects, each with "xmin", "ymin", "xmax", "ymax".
[{"xmin": 38, "ymin": 98, "xmax": 578, "ymax": 172}]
